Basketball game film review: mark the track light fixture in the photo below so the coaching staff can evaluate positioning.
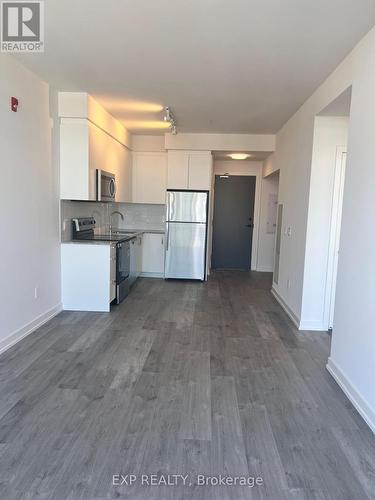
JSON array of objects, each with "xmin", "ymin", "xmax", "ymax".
[{"xmin": 164, "ymin": 106, "xmax": 177, "ymax": 134}]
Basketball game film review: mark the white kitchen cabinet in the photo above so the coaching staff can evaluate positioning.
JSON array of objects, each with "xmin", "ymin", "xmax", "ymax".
[
  {"xmin": 141, "ymin": 233, "xmax": 165, "ymax": 277},
  {"xmin": 132, "ymin": 152, "xmax": 167, "ymax": 204},
  {"xmin": 167, "ymin": 151, "xmax": 212, "ymax": 190},
  {"xmin": 188, "ymin": 153, "xmax": 213, "ymax": 190},
  {"xmin": 60, "ymin": 119, "xmax": 131, "ymax": 202},
  {"xmin": 167, "ymin": 151, "xmax": 189, "ymax": 189},
  {"xmin": 60, "ymin": 119, "xmax": 94, "ymax": 201},
  {"xmin": 61, "ymin": 243, "xmax": 116, "ymax": 312}
]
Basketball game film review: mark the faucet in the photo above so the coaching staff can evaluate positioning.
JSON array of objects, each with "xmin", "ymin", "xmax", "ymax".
[{"xmin": 109, "ymin": 210, "xmax": 124, "ymax": 233}]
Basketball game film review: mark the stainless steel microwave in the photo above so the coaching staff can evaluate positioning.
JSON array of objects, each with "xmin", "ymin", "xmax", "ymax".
[{"xmin": 96, "ymin": 169, "xmax": 116, "ymax": 201}]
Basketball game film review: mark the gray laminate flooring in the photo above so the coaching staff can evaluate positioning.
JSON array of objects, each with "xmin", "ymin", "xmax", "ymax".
[{"xmin": 0, "ymin": 271, "xmax": 374, "ymax": 500}]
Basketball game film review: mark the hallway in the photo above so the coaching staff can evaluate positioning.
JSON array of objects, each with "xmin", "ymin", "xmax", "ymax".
[{"xmin": 0, "ymin": 272, "xmax": 374, "ymax": 499}]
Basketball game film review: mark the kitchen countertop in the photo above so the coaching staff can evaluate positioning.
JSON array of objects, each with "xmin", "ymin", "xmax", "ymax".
[
  {"xmin": 62, "ymin": 228, "xmax": 164, "ymax": 245},
  {"xmin": 62, "ymin": 240, "xmax": 119, "ymax": 246},
  {"xmin": 120, "ymin": 228, "xmax": 165, "ymax": 234}
]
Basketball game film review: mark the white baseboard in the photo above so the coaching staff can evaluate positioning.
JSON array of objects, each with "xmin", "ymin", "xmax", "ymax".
[
  {"xmin": 271, "ymin": 287, "xmax": 300, "ymax": 329},
  {"xmin": 140, "ymin": 272, "xmax": 164, "ymax": 278},
  {"xmin": 327, "ymin": 358, "xmax": 375, "ymax": 434},
  {"xmin": 299, "ymin": 319, "xmax": 327, "ymax": 331},
  {"xmin": 256, "ymin": 265, "xmax": 274, "ymax": 272},
  {"xmin": 0, "ymin": 303, "xmax": 63, "ymax": 356}
]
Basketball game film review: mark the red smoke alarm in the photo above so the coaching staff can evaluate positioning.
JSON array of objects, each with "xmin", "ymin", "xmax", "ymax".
[{"xmin": 11, "ymin": 97, "xmax": 19, "ymax": 112}]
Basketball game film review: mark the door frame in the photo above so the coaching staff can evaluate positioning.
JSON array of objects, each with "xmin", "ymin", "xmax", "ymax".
[
  {"xmin": 323, "ymin": 146, "xmax": 347, "ymax": 330},
  {"xmin": 210, "ymin": 167, "xmax": 262, "ymax": 271}
]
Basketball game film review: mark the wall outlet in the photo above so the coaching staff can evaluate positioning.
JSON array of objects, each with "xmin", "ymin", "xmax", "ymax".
[
  {"xmin": 287, "ymin": 279, "xmax": 291, "ymax": 289},
  {"xmin": 287, "ymin": 226, "xmax": 292, "ymax": 237},
  {"xmin": 34, "ymin": 287, "xmax": 39, "ymax": 299}
]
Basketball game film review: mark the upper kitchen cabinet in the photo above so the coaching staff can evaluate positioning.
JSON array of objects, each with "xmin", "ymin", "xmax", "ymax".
[
  {"xmin": 132, "ymin": 152, "xmax": 167, "ymax": 204},
  {"xmin": 188, "ymin": 153, "xmax": 213, "ymax": 190},
  {"xmin": 88, "ymin": 122, "xmax": 131, "ymax": 203},
  {"xmin": 60, "ymin": 118, "xmax": 93, "ymax": 201},
  {"xmin": 58, "ymin": 92, "xmax": 131, "ymax": 202},
  {"xmin": 167, "ymin": 151, "xmax": 213, "ymax": 190},
  {"xmin": 167, "ymin": 151, "xmax": 189, "ymax": 189}
]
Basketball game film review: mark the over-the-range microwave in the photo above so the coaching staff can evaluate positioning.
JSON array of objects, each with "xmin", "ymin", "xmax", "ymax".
[{"xmin": 96, "ymin": 169, "xmax": 116, "ymax": 201}]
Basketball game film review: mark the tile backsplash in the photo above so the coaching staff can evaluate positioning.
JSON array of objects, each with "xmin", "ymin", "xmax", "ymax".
[{"xmin": 61, "ymin": 201, "xmax": 165, "ymax": 241}]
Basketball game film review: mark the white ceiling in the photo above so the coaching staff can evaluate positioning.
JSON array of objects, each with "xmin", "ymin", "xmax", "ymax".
[{"xmin": 16, "ymin": 0, "xmax": 375, "ymax": 134}]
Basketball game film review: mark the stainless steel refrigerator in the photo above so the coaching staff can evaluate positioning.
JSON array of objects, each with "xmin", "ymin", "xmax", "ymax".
[{"xmin": 165, "ymin": 190, "xmax": 208, "ymax": 280}]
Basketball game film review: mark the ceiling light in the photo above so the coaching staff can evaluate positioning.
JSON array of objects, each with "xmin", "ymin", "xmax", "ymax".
[{"xmin": 228, "ymin": 153, "xmax": 250, "ymax": 160}]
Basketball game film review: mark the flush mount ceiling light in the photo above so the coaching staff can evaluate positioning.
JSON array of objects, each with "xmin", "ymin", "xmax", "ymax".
[
  {"xmin": 163, "ymin": 106, "xmax": 178, "ymax": 135},
  {"xmin": 228, "ymin": 153, "xmax": 251, "ymax": 160}
]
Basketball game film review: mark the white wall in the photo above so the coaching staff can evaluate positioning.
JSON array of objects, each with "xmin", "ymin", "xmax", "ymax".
[
  {"xmin": 329, "ymin": 48, "xmax": 375, "ymax": 432},
  {"xmin": 300, "ymin": 116, "xmax": 349, "ymax": 330},
  {"xmin": 0, "ymin": 55, "xmax": 61, "ymax": 351},
  {"xmin": 273, "ymin": 27, "xmax": 375, "ymax": 431},
  {"xmin": 262, "ymin": 153, "xmax": 278, "ymax": 177},
  {"xmin": 257, "ymin": 172, "xmax": 279, "ymax": 272}
]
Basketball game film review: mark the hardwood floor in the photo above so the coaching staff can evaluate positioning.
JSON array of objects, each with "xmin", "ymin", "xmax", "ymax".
[{"xmin": 0, "ymin": 271, "xmax": 374, "ymax": 499}]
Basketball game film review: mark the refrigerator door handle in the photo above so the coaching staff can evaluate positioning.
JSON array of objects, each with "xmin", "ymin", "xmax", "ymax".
[{"xmin": 171, "ymin": 192, "xmax": 176, "ymax": 220}]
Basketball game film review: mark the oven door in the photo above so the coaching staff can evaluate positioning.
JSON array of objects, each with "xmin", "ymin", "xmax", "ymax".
[{"xmin": 97, "ymin": 170, "xmax": 116, "ymax": 201}]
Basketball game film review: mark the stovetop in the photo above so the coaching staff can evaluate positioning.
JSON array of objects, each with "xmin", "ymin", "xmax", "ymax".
[{"xmin": 72, "ymin": 217, "xmax": 139, "ymax": 243}]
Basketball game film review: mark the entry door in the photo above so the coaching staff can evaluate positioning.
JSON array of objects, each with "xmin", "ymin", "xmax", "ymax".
[{"xmin": 212, "ymin": 176, "xmax": 256, "ymax": 270}]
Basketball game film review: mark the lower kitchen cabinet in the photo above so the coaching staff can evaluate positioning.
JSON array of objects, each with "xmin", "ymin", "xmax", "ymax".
[
  {"xmin": 61, "ymin": 243, "xmax": 116, "ymax": 312},
  {"xmin": 141, "ymin": 233, "xmax": 165, "ymax": 277}
]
